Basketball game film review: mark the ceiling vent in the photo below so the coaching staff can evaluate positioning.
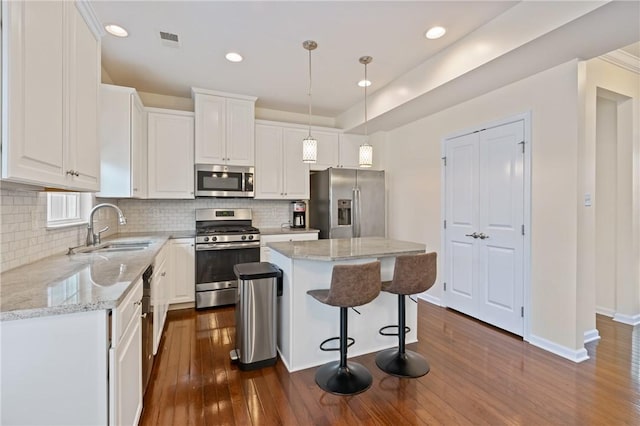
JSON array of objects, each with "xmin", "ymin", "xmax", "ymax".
[{"xmin": 159, "ymin": 31, "xmax": 181, "ymax": 48}]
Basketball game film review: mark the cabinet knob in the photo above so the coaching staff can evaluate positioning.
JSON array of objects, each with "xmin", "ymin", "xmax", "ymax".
[
  {"xmin": 133, "ymin": 188, "xmax": 138, "ymax": 192},
  {"xmin": 161, "ymin": 272, "xmax": 167, "ymax": 277}
]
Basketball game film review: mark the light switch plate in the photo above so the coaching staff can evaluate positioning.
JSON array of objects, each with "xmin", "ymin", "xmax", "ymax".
[{"xmin": 584, "ymin": 193, "xmax": 592, "ymax": 207}]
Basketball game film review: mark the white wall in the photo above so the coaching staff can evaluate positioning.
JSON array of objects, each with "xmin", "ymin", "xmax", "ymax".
[
  {"xmin": 595, "ymin": 96, "xmax": 618, "ymax": 315},
  {"xmin": 583, "ymin": 58, "xmax": 640, "ymax": 327},
  {"xmin": 383, "ymin": 60, "xmax": 582, "ymax": 352}
]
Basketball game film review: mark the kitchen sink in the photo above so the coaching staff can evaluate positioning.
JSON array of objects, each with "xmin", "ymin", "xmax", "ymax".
[{"xmin": 69, "ymin": 241, "xmax": 152, "ymax": 254}]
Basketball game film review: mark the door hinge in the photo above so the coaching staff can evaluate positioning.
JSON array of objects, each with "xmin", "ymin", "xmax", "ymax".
[
  {"xmin": 519, "ymin": 141, "xmax": 525, "ymax": 153},
  {"xmin": 521, "ymin": 224, "xmax": 525, "ymax": 235},
  {"xmin": 444, "ymin": 282, "xmax": 447, "ymax": 291},
  {"xmin": 442, "ymin": 156, "xmax": 447, "ymax": 166},
  {"xmin": 444, "ymin": 220, "xmax": 447, "ymax": 229},
  {"xmin": 521, "ymin": 306, "xmax": 524, "ymax": 317}
]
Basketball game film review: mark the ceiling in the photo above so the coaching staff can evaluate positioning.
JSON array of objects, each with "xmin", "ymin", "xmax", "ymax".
[
  {"xmin": 92, "ymin": 1, "xmax": 640, "ymax": 125},
  {"xmin": 93, "ymin": 1, "xmax": 518, "ymax": 117}
]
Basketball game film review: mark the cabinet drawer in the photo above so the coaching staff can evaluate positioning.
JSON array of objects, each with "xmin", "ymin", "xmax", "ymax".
[
  {"xmin": 113, "ymin": 277, "xmax": 143, "ymax": 345},
  {"xmin": 260, "ymin": 232, "xmax": 318, "ymax": 246}
]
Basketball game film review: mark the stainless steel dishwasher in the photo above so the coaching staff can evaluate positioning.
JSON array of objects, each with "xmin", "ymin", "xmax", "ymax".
[{"xmin": 141, "ymin": 265, "xmax": 154, "ymax": 394}]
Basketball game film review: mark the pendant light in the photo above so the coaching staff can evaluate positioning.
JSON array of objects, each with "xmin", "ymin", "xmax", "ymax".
[
  {"xmin": 359, "ymin": 56, "xmax": 373, "ymax": 168},
  {"xmin": 302, "ymin": 40, "xmax": 318, "ymax": 163}
]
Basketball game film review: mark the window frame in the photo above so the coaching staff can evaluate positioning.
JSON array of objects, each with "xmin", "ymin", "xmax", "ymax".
[{"xmin": 46, "ymin": 192, "xmax": 92, "ymax": 229}]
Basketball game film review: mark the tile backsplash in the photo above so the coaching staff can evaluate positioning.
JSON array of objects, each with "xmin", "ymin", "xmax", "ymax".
[
  {"xmin": 1, "ymin": 186, "xmax": 295, "ymax": 272},
  {"xmin": 0, "ymin": 187, "xmax": 115, "ymax": 272},
  {"xmin": 115, "ymin": 197, "xmax": 292, "ymax": 232}
]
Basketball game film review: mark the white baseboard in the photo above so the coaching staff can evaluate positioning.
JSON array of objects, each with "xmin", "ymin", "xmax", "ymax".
[
  {"xmin": 595, "ymin": 307, "xmax": 615, "ymax": 317},
  {"xmin": 528, "ymin": 334, "xmax": 590, "ymax": 363},
  {"xmin": 583, "ymin": 328, "xmax": 601, "ymax": 344},
  {"xmin": 613, "ymin": 313, "xmax": 640, "ymax": 326},
  {"xmin": 418, "ymin": 293, "xmax": 442, "ymax": 306}
]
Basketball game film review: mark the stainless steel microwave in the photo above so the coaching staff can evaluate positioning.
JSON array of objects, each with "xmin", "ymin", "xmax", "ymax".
[{"xmin": 195, "ymin": 164, "xmax": 254, "ymax": 197}]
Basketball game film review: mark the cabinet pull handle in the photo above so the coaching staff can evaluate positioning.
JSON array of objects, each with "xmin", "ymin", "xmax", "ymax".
[
  {"xmin": 465, "ymin": 232, "xmax": 479, "ymax": 239},
  {"xmin": 141, "ymin": 313, "xmax": 147, "ymax": 319}
]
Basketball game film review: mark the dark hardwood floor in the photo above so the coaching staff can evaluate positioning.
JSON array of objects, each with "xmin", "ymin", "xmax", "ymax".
[{"xmin": 140, "ymin": 302, "xmax": 640, "ymax": 425}]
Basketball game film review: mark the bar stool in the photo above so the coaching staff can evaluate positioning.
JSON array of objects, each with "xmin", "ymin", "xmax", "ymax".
[
  {"xmin": 376, "ymin": 252, "xmax": 437, "ymax": 378},
  {"xmin": 307, "ymin": 261, "xmax": 381, "ymax": 395}
]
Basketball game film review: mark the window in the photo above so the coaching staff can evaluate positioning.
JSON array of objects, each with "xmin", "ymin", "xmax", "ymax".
[{"xmin": 46, "ymin": 192, "xmax": 92, "ymax": 228}]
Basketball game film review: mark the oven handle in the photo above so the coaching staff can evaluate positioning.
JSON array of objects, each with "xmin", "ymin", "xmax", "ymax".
[{"xmin": 196, "ymin": 241, "xmax": 261, "ymax": 251}]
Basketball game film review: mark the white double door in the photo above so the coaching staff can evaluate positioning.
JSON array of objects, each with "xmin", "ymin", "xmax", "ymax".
[{"xmin": 444, "ymin": 120, "xmax": 525, "ymax": 336}]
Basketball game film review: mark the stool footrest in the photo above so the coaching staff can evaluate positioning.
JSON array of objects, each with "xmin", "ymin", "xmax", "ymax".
[
  {"xmin": 320, "ymin": 336, "xmax": 355, "ymax": 352},
  {"xmin": 378, "ymin": 324, "xmax": 411, "ymax": 337}
]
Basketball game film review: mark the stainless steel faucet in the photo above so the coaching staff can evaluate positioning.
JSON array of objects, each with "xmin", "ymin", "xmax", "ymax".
[{"xmin": 86, "ymin": 203, "xmax": 127, "ymax": 246}]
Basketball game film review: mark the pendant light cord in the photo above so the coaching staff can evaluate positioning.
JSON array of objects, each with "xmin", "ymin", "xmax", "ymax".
[
  {"xmin": 308, "ymin": 47, "xmax": 313, "ymax": 138},
  {"xmin": 364, "ymin": 62, "xmax": 368, "ymax": 138}
]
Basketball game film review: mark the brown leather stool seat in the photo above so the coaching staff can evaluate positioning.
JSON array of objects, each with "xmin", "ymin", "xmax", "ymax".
[
  {"xmin": 307, "ymin": 261, "xmax": 381, "ymax": 395},
  {"xmin": 376, "ymin": 252, "xmax": 437, "ymax": 378}
]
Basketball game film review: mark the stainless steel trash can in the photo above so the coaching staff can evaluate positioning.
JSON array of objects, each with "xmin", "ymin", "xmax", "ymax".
[{"xmin": 231, "ymin": 262, "xmax": 283, "ymax": 371}]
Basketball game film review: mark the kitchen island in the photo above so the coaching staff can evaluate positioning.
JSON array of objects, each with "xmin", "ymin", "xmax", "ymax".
[{"xmin": 268, "ymin": 237, "xmax": 426, "ymax": 372}]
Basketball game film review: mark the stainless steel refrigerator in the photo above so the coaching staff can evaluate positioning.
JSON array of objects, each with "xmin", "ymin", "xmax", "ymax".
[{"xmin": 309, "ymin": 168, "xmax": 385, "ymax": 239}]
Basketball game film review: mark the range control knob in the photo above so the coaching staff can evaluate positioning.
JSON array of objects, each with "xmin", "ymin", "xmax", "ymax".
[
  {"xmin": 203, "ymin": 236, "xmax": 209, "ymax": 242},
  {"xmin": 248, "ymin": 235, "xmax": 254, "ymax": 240},
  {"xmin": 211, "ymin": 236, "xmax": 217, "ymax": 242},
  {"xmin": 241, "ymin": 235, "xmax": 247, "ymax": 241}
]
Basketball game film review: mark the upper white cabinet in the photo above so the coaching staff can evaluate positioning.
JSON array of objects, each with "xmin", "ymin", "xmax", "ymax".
[
  {"xmin": 337, "ymin": 134, "xmax": 365, "ymax": 169},
  {"xmin": 98, "ymin": 85, "xmax": 147, "ymax": 198},
  {"xmin": 192, "ymin": 88, "xmax": 257, "ymax": 166},
  {"xmin": 147, "ymin": 108, "xmax": 195, "ymax": 199},
  {"xmin": 309, "ymin": 130, "xmax": 341, "ymax": 171},
  {"xmin": 255, "ymin": 122, "xmax": 309, "ymax": 200},
  {"xmin": 1, "ymin": 1, "xmax": 101, "ymax": 191}
]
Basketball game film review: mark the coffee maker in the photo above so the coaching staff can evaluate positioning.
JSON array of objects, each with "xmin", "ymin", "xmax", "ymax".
[{"xmin": 290, "ymin": 201, "xmax": 306, "ymax": 228}]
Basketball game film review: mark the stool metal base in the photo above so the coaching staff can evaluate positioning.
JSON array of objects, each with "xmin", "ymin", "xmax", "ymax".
[
  {"xmin": 315, "ymin": 360, "xmax": 372, "ymax": 395},
  {"xmin": 375, "ymin": 348, "xmax": 430, "ymax": 378}
]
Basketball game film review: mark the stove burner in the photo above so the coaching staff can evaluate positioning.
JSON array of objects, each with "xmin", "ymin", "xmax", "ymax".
[{"xmin": 196, "ymin": 225, "xmax": 259, "ymax": 236}]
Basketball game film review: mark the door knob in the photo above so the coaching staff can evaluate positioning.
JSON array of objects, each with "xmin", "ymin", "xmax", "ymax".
[
  {"xmin": 465, "ymin": 232, "xmax": 479, "ymax": 239},
  {"xmin": 478, "ymin": 233, "xmax": 490, "ymax": 240}
]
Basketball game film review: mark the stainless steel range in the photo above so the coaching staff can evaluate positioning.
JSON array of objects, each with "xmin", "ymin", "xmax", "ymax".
[{"xmin": 195, "ymin": 208, "xmax": 260, "ymax": 309}]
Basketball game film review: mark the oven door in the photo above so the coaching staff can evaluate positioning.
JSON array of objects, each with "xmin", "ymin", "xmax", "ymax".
[
  {"xmin": 195, "ymin": 164, "xmax": 254, "ymax": 197},
  {"xmin": 195, "ymin": 243, "xmax": 260, "ymax": 308}
]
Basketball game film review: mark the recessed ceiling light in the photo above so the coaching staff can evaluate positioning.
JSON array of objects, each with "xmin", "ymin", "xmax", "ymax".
[
  {"xmin": 358, "ymin": 79, "xmax": 372, "ymax": 87},
  {"xmin": 425, "ymin": 26, "xmax": 446, "ymax": 40},
  {"xmin": 105, "ymin": 24, "xmax": 128, "ymax": 38},
  {"xmin": 225, "ymin": 52, "xmax": 243, "ymax": 63}
]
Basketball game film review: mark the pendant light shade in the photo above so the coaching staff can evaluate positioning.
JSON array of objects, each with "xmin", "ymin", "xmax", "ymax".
[
  {"xmin": 359, "ymin": 56, "xmax": 373, "ymax": 168},
  {"xmin": 302, "ymin": 40, "xmax": 318, "ymax": 163}
]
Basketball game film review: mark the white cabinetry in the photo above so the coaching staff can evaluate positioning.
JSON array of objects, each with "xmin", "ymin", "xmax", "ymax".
[
  {"xmin": 337, "ymin": 134, "xmax": 365, "ymax": 169},
  {"xmin": 1, "ymin": 310, "xmax": 110, "ymax": 425},
  {"xmin": 192, "ymin": 88, "xmax": 257, "ymax": 166},
  {"xmin": 1, "ymin": 1, "xmax": 101, "ymax": 191},
  {"xmin": 255, "ymin": 122, "xmax": 310, "ymax": 200},
  {"xmin": 110, "ymin": 277, "xmax": 143, "ymax": 426},
  {"xmin": 170, "ymin": 238, "xmax": 195, "ymax": 305},
  {"xmin": 260, "ymin": 232, "xmax": 318, "ymax": 262},
  {"xmin": 152, "ymin": 244, "xmax": 170, "ymax": 354},
  {"xmin": 309, "ymin": 130, "xmax": 341, "ymax": 171},
  {"xmin": 98, "ymin": 84, "xmax": 146, "ymax": 198},
  {"xmin": 147, "ymin": 108, "xmax": 195, "ymax": 199}
]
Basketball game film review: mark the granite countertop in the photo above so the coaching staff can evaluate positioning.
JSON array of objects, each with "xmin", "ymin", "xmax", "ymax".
[
  {"xmin": 0, "ymin": 232, "xmax": 194, "ymax": 322},
  {"xmin": 268, "ymin": 237, "xmax": 426, "ymax": 261},
  {"xmin": 259, "ymin": 227, "xmax": 319, "ymax": 235}
]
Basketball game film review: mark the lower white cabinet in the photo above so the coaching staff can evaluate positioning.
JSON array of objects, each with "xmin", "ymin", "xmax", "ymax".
[
  {"xmin": 109, "ymin": 277, "xmax": 144, "ymax": 426},
  {"xmin": 152, "ymin": 244, "xmax": 170, "ymax": 354},
  {"xmin": 260, "ymin": 232, "xmax": 318, "ymax": 262},
  {"xmin": 170, "ymin": 238, "xmax": 195, "ymax": 304},
  {"xmin": 147, "ymin": 108, "xmax": 195, "ymax": 199}
]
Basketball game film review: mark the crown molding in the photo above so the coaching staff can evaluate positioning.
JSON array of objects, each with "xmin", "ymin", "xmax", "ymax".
[{"xmin": 600, "ymin": 49, "xmax": 640, "ymax": 74}]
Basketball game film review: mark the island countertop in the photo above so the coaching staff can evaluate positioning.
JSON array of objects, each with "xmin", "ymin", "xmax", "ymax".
[{"xmin": 267, "ymin": 237, "xmax": 426, "ymax": 261}]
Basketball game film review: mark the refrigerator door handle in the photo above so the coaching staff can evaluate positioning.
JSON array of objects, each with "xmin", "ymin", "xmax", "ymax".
[{"xmin": 353, "ymin": 187, "xmax": 361, "ymax": 238}]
